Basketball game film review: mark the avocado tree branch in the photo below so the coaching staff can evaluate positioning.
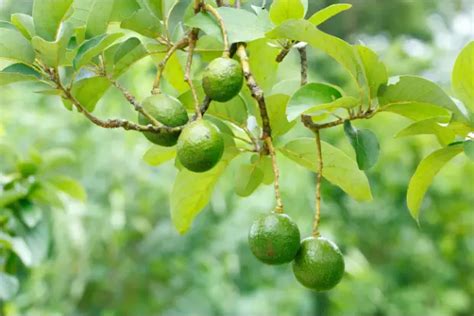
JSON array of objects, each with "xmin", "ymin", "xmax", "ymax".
[
  {"xmin": 301, "ymin": 108, "xmax": 377, "ymax": 132},
  {"xmin": 152, "ymin": 37, "xmax": 189, "ymax": 95},
  {"xmin": 298, "ymin": 45, "xmax": 308, "ymax": 86},
  {"xmin": 204, "ymin": 4, "xmax": 230, "ymax": 57},
  {"xmin": 265, "ymin": 137, "xmax": 284, "ymax": 213}
]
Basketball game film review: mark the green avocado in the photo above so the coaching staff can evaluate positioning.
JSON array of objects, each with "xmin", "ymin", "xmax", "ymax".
[
  {"xmin": 248, "ymin": 213, "xmax": 301, "ymax": 265},
  {"xmin": 177, "ymin": 120, "xmax": 224, "ymax": 173},
  {"xmin": 292, "ymin": 236, "xmax": 345, "ymax": 291},
  {"xmin": 202, "ymin": 57, "xmax": 244, "ymax": 102},
  {"xmin": 138, "ymin": 94, "xmax": 189, "ymax": 147}
]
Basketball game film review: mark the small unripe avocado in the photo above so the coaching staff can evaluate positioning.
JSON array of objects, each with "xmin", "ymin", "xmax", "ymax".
[
  {"xmin": 202, "ymin": 57, "xmax": 244, "ymax": 102},
  {"xmin": 248, "ymin": 213, "xmax": 301, "ymax": 265},
  {"xmin": 177, "ymin": 120, "xmax": 224, "ymax": 173},
  {"xmin": 138, "ymin": 94, "xmax": 189, "ymax": 147},
  {"xmin": 292, "ymin": 236, "xmax": 345, "ymax": 291}
]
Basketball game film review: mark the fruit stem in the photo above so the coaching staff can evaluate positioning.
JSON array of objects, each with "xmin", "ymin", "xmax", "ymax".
[
  {"xmin": 204, "ymin": 4, "xmax": 230, "ymax": 58},
  {"xmin": 265, "ymin": 137, "xmax": 284, "ymax": 214},
  {"xmin": 313, "ymin": 129, "xmax": 323, "ymax": 237},
  {"xmin": 297, "ymin": 46, "xmax": 308, "ymax": 86},
  {"xmin": 152, "ymin": 37, "xmax": 189, "ymax": 95}
]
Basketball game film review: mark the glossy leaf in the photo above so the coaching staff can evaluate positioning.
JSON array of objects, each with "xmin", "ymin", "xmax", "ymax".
[
  {"xmin": 247, "ymin": 38, "xmax": 280, "ymax": 93},
  {"xmin": 0, "ymin": 28, "xmax": 35, "ymax": 64},
  {"xmin": 171, "ymin": 151, "xmax": 236, "ymax": 234},
  {"xmin": 308, "ymin": 3, "xmax": 352, "ymax": 26},
  {"xmin": 269, "ymin": 0, "xmax": 305, "ymax": 25},
  {"xmin": 110, "ymin": 0, "xmax": 140, "ymax": 22},
  {"xmin": 396, "ymin": 118, "xmax": 456, "ymax": 146},
  {"xmin": 407, "ymin": 144, "xmax": 463, "ymax": 220},
  {"xmin": 382, "ymin": 102, "xmax": 451, "ymax": 121},
  {"xmin": 69, "ymin": 0, "xmax": 115, "ymax": 38},
  {"xmin": 0, "ymin": 63, "xmax": 40, "ymax": 86},
  {"xmin": 70, "ymin": 76, "xmax": 111, "ymax": 112},
  {"xmin": 356, "ymin": 45, "xmax": 387, "ymax": 100},
  {"xmin": 142, "ymin": 0, "xmax": 164, "ymax": 19},
  {"xmin": 266, "ymin": 94, "xmax": 295, "ymax": 137},
  {"xmin": 235, "ymin": 163, "xmax": 264, "ymax": 197},
  {"xmin": 112, "ymin": 37, "xmax": 148, "ymax": 78},
  {"xmin": 143, "ymin": 146, "xmax": 176, "ymax": 167},
  {"xmin": 279, "ymin": 138, "xmax": 373, "ymax": 201},
  {"xmin": 0, "ymin": 273, "xmax": 19, "ymax": 300},
  {"xmin": 286, "ymin": 83, "xmax": 343, "ymax": 121},
  {"xmin": 452, "ymin": 41, "xmax": 474, "ymax": 111},
  {"xmin": 33, "ymin": 0, "xmax": 73, "ymax": 41},
  {"xmin": 31, "ymin": 22, "xmax": 74, "ymax": 67},
  {"xmin": 73, "ymin": 33, "xmax": 124, "ymax": 69},
  {"xmin": 10, "ymin": 13, "xmax": 35, "ymax": 40},
  {"xmin": 379, "ymin": 76, "xmax": 465, "ymax": 121},
  {"xmin": 120, "ymin": 9, "xmax": 162, "ymax": 38},
  {"xmin": 344, "ymin": 121, "xmax": 380, "ymax": 170},
  {"xmin": 267, "ymin": 20, "xmax": 370, "ymax": 104}
]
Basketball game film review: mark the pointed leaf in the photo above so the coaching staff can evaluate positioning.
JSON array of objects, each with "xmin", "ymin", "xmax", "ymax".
[
  {"xmin": 396, "ymin": 118, "xmax": 456, "ymax": 146},
  {"xmin": 73, "ymin": 33, "xmax": 123, "ymax": 69},
  {"xmin": 33, "ymin": 0, "xmax": 73, "ymax": 41},
  {"xmin": 0, "ymin": 28, "xmax": 35, "ymax": 64},
  {"xmin": 308, "ymin": 3, "xmax": 352, "ymax": 26},
  {"xmin": 0, "ymin": 63, "xmax": 40, "ymax": 86},
  {"xmin": 407, "ymin": 144, "xmax": 463, "ymax": 220},
  {"xmin": 382, "ymin": 102, "xmax": 451, "ymax": 121},
  {"xmin": 279, "ymin": 138, "xmax": 372, "ymax": 201},
  {"xmin": 11, "ymin": 13, "xmax": 36, "ymax": 40},
  {"xmin": 171, "ymin": 151, "xmax": 236, "ymax": 234},
  {"xmin": 143, "ymin": 146, "xmax": 176, "ymax": 166},
  {"xmin": 31, "ymin": 22, "xmax": 74, "ymax": 67},
  {"xmin": 269, "ymin": 0, "xmax": 305, "ymax": 25},
  {"xmin": 355, "ymin": 45, "xmax": 387, "ymax": 100},
  {"xmin": 452, "ymin": 41, "xmax": 474, "ymax": 111},
  {"xmin": 344, "ymin": 121, "xmax": 380, "ymax": 170},
  {"xmin": 69, "ymin": 0, "xmax": 115, "ymax": 38}
]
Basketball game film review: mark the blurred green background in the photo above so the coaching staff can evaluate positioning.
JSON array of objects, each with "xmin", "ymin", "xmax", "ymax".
[{"xmin": 0, "ymin": 0, "xmax": 473, "ymax": 315}]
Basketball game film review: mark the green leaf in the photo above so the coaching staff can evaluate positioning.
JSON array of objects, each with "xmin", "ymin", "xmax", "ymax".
[
  {"xmin": 235, "ymin": 162, "xmax": 264, "ymax": 197},
  {"xmin": 247, "ymin": 38, "xmax": 280, "ymax": 93},
  {"xmin": 0, "ymin": 63, "xmax": 40, "ymax": 86},
  {"xmin": 0, "ymin": 28, "xmax": 35, "ymax": 64},
  {"xmin": 33, "ymin": 0, "xmax": 73, "ymax": 41},
  {"xmin": 170, "ymin": 151, "xmax": 236, "ymax": 234},
  {"xmin": 143, "ymin": 146, "xmax": 176, "ymax": 166},
  {"xmin": 407, "ymin": 144, "xmax": 463, "ymax": 220},
  {"xmin": 0, "ymin": 187, "xmax": 28, "ymax": 208},
  {"xmin": 267, "ymin": 20, "xmax": 369, "ymax": 104},
  {"xmin": 186, "ymin": 8, "xmax": 266, "ymax": 44},
  {"xmin": 270, "ymin": 79, "xmax": 301, "ymax": 96},
  {"xmin": 464, "ymin": 140, "xmax": 474, "ymax": 161},
  {"xmin": 31, "ymin": 21, "xmax": 74, "ymax": 67},
  {"xmin": 269, "ymin": 0, "xmax": 305, "ymax": 25},
  {"xmin": 279, "ymin": 138, "xmax": 372, "ymax": 201},
  {"xmin": 0, "ymin": 273, "xmax": 19, "ymax": 300},
  {"xmin": 142, "ymin": 0, "xmax": 164, "ymax": 19},
  {"xmin": 355, "ymin": 45, "xmax": 387, "ymax": 100},
  {"xmin": 344, "ymin": 121, "xmax": 380, "ymax": 170},
  {"xmin": 308, "ymin": 3, "xmax": 352, "ymax": 26},
  {"xmin": 70, "ymin": 76, "xmax": 111, "ymax": 112},
  {"xmin": 452, "ymin": 41, "xmax": 474, "ymax": 111},
  {"xmin": 41, "ymin": 148, "xmax": 76, "ymax": 170},
  {"xmin": 286, "ymin": 83, "xmax": 343, "ymax": 121},
  {"xmin": 379, "ymin": 76, "xmax": 465, "ymax": 120},
  {"xmin": 18, "ymin": 201, "xmax": 43, "ymax": 228},
  {"xmin": 111, "ymin": 37, "xmax": 148, "ymax": 78},
  {"xmin": 48, "ymin": 175, "xmax": 87, "ymax": 201},
  {"xmin": 110, "ymin": 0, "xmax": 140, "ymax": 22},
  {"xmin": 120, "ymin": 8, "xmax": 162, "ymax": 38},
  {"xmin": 11, "ymin": 13, "xmax": 36, "ymax": 40},
  {"xmin": 382, "ymin": 102, "xmax": 451, "ymax": 121},
  {"xmin": 266, "ymin": 94, "xmax": 295, "ymax": 137},
  {"xmin": 69, "ymin": 0, "xmax": 115, "ymax": 38},
  {"xmin": 73, "ymin": 33, "xmax": 123, "ymax": 69},
  {"xmin": 396, "ymin": 118, "xmax": 456, "ymax": 146}
]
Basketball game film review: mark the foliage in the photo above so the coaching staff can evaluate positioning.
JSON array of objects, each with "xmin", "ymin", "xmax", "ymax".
[{"xmin": 0, "ymin": 0, "xmax": 472, "ymax": 315}]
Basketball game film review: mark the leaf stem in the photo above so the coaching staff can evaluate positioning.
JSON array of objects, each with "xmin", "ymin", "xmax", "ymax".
[{"xmin": 313, "ymin": 129, "xmax": 323, "ymax": 237}]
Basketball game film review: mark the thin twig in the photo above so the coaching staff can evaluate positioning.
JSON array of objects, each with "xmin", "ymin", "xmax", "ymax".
[
  {"xmin": 204, "ymin": 4, "xmax": 230, "ymax": 57},
  {"xmin": 313, "ymin": 130, "xmax": 323, "ymax": 237},
  {"xmin": 298, "ymin": 46, "xmax": 308, "ymax": 86},
  {"xmin": 185, "ymin": 29, "xmax": 201, "ymax": 118},
  {"xmin": 236, "ymin": 44, "xmax": 272, "ymax": 140},
  {"xmin": 152, "ymin": 37, "xmax": 189, "ymax": 95},
  {"xmin": 108, "ymin": 78, "xmax": 161, "ymax": 126},
  {"xmin": 265, "ymin": 137, "xmax": 284, "ymax": 213},
  {"xmin": 301, "ymin": 109, "xmax": 377, "ymax": 132}
]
